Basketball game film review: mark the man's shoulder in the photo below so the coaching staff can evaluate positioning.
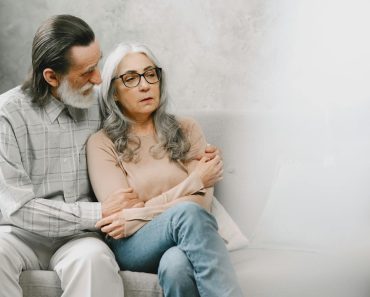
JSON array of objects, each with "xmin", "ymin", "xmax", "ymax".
[{"xmin": 0, "ymin": 86, "xmax": 32, "ymax": 113}]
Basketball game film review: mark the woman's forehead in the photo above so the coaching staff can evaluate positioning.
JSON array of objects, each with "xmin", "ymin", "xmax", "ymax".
[{"xmin": 117, "ymin": 52, "xmax": 155, "ymax": 73}]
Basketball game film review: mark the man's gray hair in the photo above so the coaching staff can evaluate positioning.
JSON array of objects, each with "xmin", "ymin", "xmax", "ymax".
[{"xmin": 22, "ymin": 14, "xmax": 95, "ymax": 106}]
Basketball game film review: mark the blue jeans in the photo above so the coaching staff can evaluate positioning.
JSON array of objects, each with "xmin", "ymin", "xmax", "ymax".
[{"xmin": 107, "ymin": 202, "xmax": 243, "ymax": 297}]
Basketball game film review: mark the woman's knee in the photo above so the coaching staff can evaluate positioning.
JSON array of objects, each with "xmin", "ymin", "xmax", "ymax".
[
  {"xmin": 170, "ymin": 202, "xmax": 205, "ymax": 220},
  {"xmin": 169, "ymin": 202, "xmax": 217, "ymax": 229},
  {"xmin": 158, "ymin": 247, "xmax": 193, "ymax": 282}
]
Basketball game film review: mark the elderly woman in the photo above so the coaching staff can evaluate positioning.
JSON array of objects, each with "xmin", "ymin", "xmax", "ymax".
[{"xmin": 86, "ymin": 43, "xmax": 243, "ymax": 297}]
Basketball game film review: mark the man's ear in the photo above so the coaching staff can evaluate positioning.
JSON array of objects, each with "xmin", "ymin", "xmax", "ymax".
[{"xmin": 43, "ymin": 68, "xmax": 60, "ymax": 87}]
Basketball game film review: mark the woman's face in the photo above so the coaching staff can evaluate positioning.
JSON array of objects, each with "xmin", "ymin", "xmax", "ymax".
[{"xmin": 113, "ymin": 52, "xmax": 161, "ymax": 121}]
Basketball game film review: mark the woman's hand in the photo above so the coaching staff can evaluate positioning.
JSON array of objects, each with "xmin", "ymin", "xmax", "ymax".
[
  {"xmin": 96, "ymin": 210, "xmax": 127, "ymax": 239},
  {"xmin": 195, "ymin": 144, "xmax": 222, "ymax": 161},
  {"xmin": 192, "ymin": 155, "xmax": 223, "ymax": 188}
]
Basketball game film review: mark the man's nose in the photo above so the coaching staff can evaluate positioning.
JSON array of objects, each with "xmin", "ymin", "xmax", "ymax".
[{"xmin": 90, "ymin": 68, "xmax": 102, "ymax": 85}]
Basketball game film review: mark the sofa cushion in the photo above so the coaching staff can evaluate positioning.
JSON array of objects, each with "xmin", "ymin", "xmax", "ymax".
[
  {"xmin": 20, "ymin": 271, "xmax": 62, "ymax": 297},
  {"xmin": 20, "ymin": 270, "xmax": 163, "ymax": 297},
  {"xmin": 21, "ymin": 247, "xmax": 369, "ymax": 297}
]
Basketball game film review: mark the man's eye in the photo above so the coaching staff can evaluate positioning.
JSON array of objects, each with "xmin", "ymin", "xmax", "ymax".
[{"xmin": 82, "ymin": 70, "xmax": 93, "ymax": 77}]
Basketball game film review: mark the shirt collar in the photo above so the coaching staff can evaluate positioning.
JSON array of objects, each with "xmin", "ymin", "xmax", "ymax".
[
  {"xmin": 44, "ymin": 96, "xmax": 86, "ymax": 123},
  {"xmin": 66, "ymin": 105, "xmax": 86, "ymax": 122},
  {"xmin": 44, "ymin": 96, "xmax": 66, "ymax": 123}
]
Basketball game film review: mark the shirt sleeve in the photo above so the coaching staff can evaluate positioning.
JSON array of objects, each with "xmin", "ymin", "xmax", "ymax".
[{"xmin": 0, "ymin": 116, "xmax": 101, "ymax": 237}]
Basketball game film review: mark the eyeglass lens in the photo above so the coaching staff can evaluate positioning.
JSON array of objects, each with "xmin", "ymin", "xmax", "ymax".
[{"xmin": 121, "ymin": 68, "xmax": 161, "ymax": 88}]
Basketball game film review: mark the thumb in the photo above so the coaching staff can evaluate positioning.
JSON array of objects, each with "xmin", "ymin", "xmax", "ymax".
[
  {"xmin": 114, "ymin": 187, "xmax": 133, "ymax": 194},
  {"xmin": 121, "ymin": 187, "xmax": 133, "ymax": 193}
]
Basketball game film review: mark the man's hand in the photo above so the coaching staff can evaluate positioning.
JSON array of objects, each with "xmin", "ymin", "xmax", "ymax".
[
  {"xmin": 101, "ymin": 188, "xmax": 144, "ymax": 218},
  {"xmin": 195, "ymin": 144, "xmax": 221, "ymax": 161}
]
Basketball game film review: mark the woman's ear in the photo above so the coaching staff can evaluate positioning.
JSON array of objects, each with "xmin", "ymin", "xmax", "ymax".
[
  {"xmin": 113, "ymin": 89, "xmax": 118, "ymax": 101},
  {"xmin": 43, "ymin": 68, "xmax": 60, "ymax": 87}
]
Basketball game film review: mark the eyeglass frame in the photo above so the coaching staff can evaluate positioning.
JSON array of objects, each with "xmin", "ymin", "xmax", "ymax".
[{"xmin": 111, "ymin": 67, "xmax": 162, "ymax": 88}]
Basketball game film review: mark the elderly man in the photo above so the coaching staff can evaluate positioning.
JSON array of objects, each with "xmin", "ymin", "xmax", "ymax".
[{"xmin": 0, "ymin": 14, "xmax": 131, "ymax": 297}]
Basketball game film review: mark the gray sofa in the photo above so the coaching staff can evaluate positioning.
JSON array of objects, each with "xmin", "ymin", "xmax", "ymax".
[{"xmin": 20, "ymin": 110, "xmax": 370, "ymax": 296}]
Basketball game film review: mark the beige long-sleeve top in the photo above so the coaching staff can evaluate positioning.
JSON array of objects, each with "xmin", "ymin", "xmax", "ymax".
[{"xmin": 86, "ymin": 117, "xmax": 213, "ymax": 237}]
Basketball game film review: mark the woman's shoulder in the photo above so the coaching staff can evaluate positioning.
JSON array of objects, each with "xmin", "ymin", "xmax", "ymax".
[
  {"xmin": 175, "ymin": 116, "xmax": 205, "ymax": 146},
  {"xmin": 176, "ymin": 116, "xmax": 201, "ymax": 132},
  {"xmin": 87, "ymin": 129, "xmax": 114, "ymax": 148}
]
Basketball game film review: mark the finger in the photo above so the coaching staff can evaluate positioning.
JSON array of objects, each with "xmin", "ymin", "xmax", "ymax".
[
  {"xmin": 122, "ymin": 193, "xmax": 139, "ymax": 200},
  {"xmin": 123, "ymin": 199, "xmax": 143, "ymax": 207},
  {"xmin": 114, "ymin": 187, "xmax": 133, "ymax": 194},
  {"xmin": 208, "ymin": 154, "xmax": 220, "ymax": 164},
  {"xmin": 109, "ymin": 228, "xmax": 124, "ymax": 238},
  {"xmin": 101, "ymin": 223, "xmax": 116, "ymax": 234},
  {"xmin": 113, "ymin": 233, "xmax": 124, "ymax": 240},
  {"xmin": 199, "ymin": 156, "xmax": 209, "ymax": 163},
  {"xmin": 132, "ymin": 202, "xmax": 145, "ymax": 208},
  {"xmin": 194, "ymin": 154, "xmax": 202, "ymax": 161},
  {"xmin": 95, "ymin": 216, "xmax": 112, "ymax": 229},
  {"xmin": 205, "ymin": 152, "xmax": 216, "ymax": 160},
  {"xmin": 207, "ymin": 149, "xmax": 223, "ymax": 161},
  {"xmin": 214, "ymin": 159, "xmax": 223, "ymax": 170},
  {"xmin": 205, "ymin": 144, "xmax": 217, "ymax": 153}
]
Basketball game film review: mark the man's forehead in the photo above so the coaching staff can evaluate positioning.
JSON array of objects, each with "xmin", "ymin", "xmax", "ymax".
[{"xmin": 69, "ymin": 40, "xmax": 102, "ymax": 70}]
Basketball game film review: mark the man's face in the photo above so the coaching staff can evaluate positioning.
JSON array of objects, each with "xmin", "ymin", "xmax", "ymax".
[{"xmin": 57, "ymin": 40, "xmax": 102, "ymax": 108}]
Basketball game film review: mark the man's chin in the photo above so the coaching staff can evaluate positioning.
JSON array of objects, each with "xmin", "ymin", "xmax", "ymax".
[
  {"xmin": 82, "ymin": 87, "xmax": 94, "ymax": 96},
  {"xmin": 62, "ymin": 94, "xmax": 96, "ymax": 109},
  {"xmin": 56, "ymin": 78, "xmax": 97, "ymax": 109}
]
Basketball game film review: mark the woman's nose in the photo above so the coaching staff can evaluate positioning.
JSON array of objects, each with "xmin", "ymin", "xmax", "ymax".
[{"xmin": 138, "ymin": 76, "xmax": 150, "ymax": 91}]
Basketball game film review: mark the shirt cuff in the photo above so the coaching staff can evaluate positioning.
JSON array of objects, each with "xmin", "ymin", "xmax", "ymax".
[
  {"xmin": 78, "ymin": 202, "xmax": 102, "ymax": 230},
  {"xmin": 187, "ymin": 172, "xmax": 205, "ymax": 193}
]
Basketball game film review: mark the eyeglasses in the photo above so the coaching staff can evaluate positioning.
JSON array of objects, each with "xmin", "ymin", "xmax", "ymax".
[{"xmin": 112, "ymin": 67, "xmax": 162, "ymax": 88}]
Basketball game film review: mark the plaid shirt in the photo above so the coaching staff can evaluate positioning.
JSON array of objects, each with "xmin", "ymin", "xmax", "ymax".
[{"xmin": 0, "ymin": 86, "xmax": 102, "ymax": 237}]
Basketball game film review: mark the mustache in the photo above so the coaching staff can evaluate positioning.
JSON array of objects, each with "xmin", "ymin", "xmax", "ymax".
[{"xmin": 79, "ymin": 83, "xmax": 94, "ymax": 93}]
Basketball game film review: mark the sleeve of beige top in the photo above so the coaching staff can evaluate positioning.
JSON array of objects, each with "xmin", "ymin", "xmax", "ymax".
[{"xmin": 123, "ymin": 187, "xmax": 214, "ymax": 237}]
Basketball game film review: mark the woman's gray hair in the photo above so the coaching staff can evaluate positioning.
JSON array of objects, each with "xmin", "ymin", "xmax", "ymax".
[{"xmin": 99, "ymin": 42, "xmax": 190, "ymax": 163}]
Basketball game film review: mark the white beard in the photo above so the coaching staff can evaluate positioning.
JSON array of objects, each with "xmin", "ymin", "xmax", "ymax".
[{"xmin": 56, "ymin": 78, "xmax": 96, "ymax": 109}]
